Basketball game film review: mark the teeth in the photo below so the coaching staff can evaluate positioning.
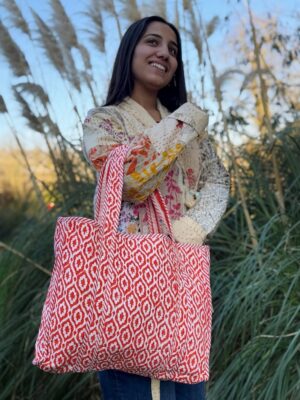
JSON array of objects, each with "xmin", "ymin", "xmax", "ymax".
[{"xmin": 150, "ymin": 62, "xmax": 166, "ymax": 72}]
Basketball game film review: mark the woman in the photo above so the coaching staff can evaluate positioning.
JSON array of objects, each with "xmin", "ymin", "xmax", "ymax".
[{"xmin": 83, "ymin": 15, "xmax": 229, "ymax": 400}]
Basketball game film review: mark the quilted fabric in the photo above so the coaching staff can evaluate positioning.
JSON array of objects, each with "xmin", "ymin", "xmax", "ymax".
[{"xmin": 33, "ymin": 145, "xmax": 212, "ymax": 383}]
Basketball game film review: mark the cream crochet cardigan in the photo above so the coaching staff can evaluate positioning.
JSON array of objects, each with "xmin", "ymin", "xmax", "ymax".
[{"xmin": 82, "ymin": 97, "xmax": 229, "ymax": 399}]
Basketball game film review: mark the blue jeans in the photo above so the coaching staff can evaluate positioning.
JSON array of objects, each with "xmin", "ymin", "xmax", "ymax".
[{"xmin": 98, "ymin": 370, "xmax": 206, "ymax": 400}]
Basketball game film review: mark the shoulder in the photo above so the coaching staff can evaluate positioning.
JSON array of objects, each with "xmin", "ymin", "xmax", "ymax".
[
  {"xmin": 83, "ymin": 104, "xmax": 129, "ymax": 146},
  {"xmin": 83, "ymin": 104, "xmax": 126, "ymax": 130},
  {"xmin": 85, "ymin": 104, "xmax": 119, "ymax": 120}
]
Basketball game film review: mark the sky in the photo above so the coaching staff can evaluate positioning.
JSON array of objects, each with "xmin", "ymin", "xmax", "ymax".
[{"xmin": 0, "ymin": 0, "xmax": 299, "ymax": 150}]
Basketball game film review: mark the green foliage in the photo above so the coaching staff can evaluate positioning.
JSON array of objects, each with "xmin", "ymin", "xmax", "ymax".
[
  {"xmin": 0, "ymin": 189, "xmax": 28, "ymax": 240},
  {"xmin": 208, "ymin": 129, "xmax": 300, "ymax": 400},
  {"xmin": 0, "ymin": 174, "xmax": 99, "ymax": 400}
]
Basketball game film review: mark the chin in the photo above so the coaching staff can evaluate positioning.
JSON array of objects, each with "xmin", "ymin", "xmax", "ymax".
[{"xmin": 146, "ymin": 79, "xmax": 169, "ymax": 91}]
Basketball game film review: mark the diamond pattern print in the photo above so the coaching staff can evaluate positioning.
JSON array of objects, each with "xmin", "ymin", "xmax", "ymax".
[{"xmin": 33, "ymin": 145, "xmax": 212, "ymax": 383}]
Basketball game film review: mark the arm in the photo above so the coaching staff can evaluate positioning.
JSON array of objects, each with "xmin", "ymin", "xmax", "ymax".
[
  {"xmin": 173, "ymin": 138, "xmax": 230, "ymax": 243},
  {"xmin": 83, "ymin": 103, "xmax": 209, "ymax": 202}
]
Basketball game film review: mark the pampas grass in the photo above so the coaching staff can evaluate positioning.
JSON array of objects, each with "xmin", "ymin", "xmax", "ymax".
[
  {"xmin": 83, "ymin": 0, "xmax": 105, "ymax": 53},
  {"xmin": 13, "ymin": 87, "xmax": 43, "ymax": 132},
  {"xmin": 0, "ymin": 96, "xmax": 8, "ymax": 114},
  {"xmin": 49, "ymin": 0, "xmax": 83, "ymax": 88},
  {"xmin": 206, "ymin": 16, "xmax": 219, "ymax": 37},
  {"xmin": 14, "ymin": 83, "xmax": 50, "ymax": 108},
  {"xmin": 186, "ymin": 4, "xmax": 203, "ymax": 63},
  {"xmin": 50, "ymin": 0, "xmax": 78, "ymax": 49},
  {"xmin": 120, "ymin": 0, "xmax": 141, "ymax": 23},
  {"xmin": 101, "ymin": 0, "xmax": 122, "ymax": 39},
  {"xmin": 0, "ymin": 20, "xmax": 30, "ymax": 77},
  {"xmin": 31, "ymin": 9, "xmax": 66, "ymax": 75},
  {"xmin": 2, "ymin": 0, "xmax": 30, "ymax": 37}
]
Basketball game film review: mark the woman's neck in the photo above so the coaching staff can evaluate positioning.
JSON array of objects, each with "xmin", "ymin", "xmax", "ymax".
[{"xmin": 130, "ymin": 85, "xmax": 159, "ymax": 112}]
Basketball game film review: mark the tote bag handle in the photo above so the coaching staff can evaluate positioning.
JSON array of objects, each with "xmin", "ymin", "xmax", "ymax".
[
  {"xmin": 145, "ymin": 190, "xmax": 174, "ymax": 237},
  {"xmin": 94, "ymin": 145, "xmax": 174, "ymax": 238}
]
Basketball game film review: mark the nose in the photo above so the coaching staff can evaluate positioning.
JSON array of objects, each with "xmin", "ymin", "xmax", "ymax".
[{"xmin": 155, "ymin": 43, "xmax": 169, "ymax": 60}]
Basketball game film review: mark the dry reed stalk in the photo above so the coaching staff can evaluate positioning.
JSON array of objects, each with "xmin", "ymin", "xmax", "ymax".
[
  {"xmin": 245, "ymin": 66, "xmax": 270, "ymax": 132},
  {"xmin": 78, "ymin": 44, "xmax": 92, "ymax": 71},
  {"xmin": 259, "ymin": 55, "xmax": 294, "ymax": 110},
  {"xmin": 50, "ymin": 0, "xmax": 86, "ymax": 91},
  {"xmin": 152, "ymin": 0, "xmax": 167, "ymax": 20},
  {"xmin": 40, "ymin": 115, "xmax": 60, "ymax": 136},
  {"xmin": 184, "ymin": 3, "xmax": 207, "ymax": 105},
  {"xmin": 0, "ymin": 95, "xmax": 8, "ymax": 113},
  {"xmin": 174, "ymin": 0, "xmax": 179, "ymax": 28},
  {"xmin": 84, "ymin": 0, "xmax": 105, "ymax": 53},
  {"xmin": 183, "ymin": 0, "xmax": 190, "ymax": 11},
  {"xmin": 203, "ymin": 17, "xmax": 221, "ymax": 103},
  {"xmin": 181, "ymin": 6, "xmax": 193, "ymax": 101},
  {"xmin": 232, "ymin": 26, "xmax": 269, "ymax": 133},
  {"xmin": 35, "ymin": 118, "xmax": 72, "ymax": 188},
  {"xmin": 82, "ymin": 71, "xmax": 98, "ymax": 107},
  {"xmin": 159, "ymin": 0, "xmax": 167, "ymax": 20},
  {"xmin": 15, "ymin": 80, "xmax": 83, "ymax": 164},
  {"xmin": 41, "ymin": 134, "xmax": 62, "ymax": 184},
  {"xmin": 12, "ymin": 85, "xmax": 62, "ymax": 182},
  {"xmin": 240, "ymin": 69, "xmax": 270, "ymax": 93},
  {"xmin": 50, "ymin": 0, "xmax": 97, "ymax": 100},
  {"xmin": 120, "ymin": 0, "xmax": 141, "ymax": 24},
  {"xmin": 77, "ymin": 43, "xmax": 98, "ymax": 104},
  {"xmin": 246, "ymin": 0, "xmax": 285, "ymax": 217},
  {"xmin": 187, "ymin": 3, "xmax": 203, "ymax": 63},
  {"xmin": 14, "ymin": 82, "xmax": 50, "ymax": 108},
  {"xmin": 31, "ymin": 9, "xmax": 66, "ymax": 75},
  {"xmin": 193, "ymin": 1, "xmax": 259, "ymax": 248},
  {"xmin": 37, "ymin": 110, "xmax": 78, "ymax": 184},
  {"xmin": 63, "ymin": 50, "xmax": 81, "ymax": 92},
  {"xmin": 50, "ymin": 0, "xmax": 78, "ymax": 49},
  {"xmin": 7, "ymin": 3, "xmax": 81, "ymax": 145},
  {"xmin": 101, "ymin": 0, "xmax": 122, "ymax": 40},
  {"xmin": 0, "ymin": 20, "xmax": 30, "ymax": 77},
  {"xmin": 216, "ymin": 69, "xmax": 244, "ymax": 98},
  {"xmin": 32, "ymin": 9, "xmax": 86, "ymax": 147},
  {"xmin": 206, "ymin": 16, "xmax": 219, "ymax": 37},
  {"xmin": 31, "ymin": 8, "xmax": 83, "ymax": 122},
  {"xmin": 13, "ymin": 87, "xmax": 43, "ymax": 132},
  {"xmin": 2, "ymin": 0, "xmax": 31, "ymax": 36},
  {"xmin": 3, "ymin": 111, "xmax": 45, "ymax": 210}
]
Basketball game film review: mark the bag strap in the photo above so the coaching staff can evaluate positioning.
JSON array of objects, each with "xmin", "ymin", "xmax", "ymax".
[
  {"xmin": 94, "ymin": 145, "xmax": 128, "ymax": 235},
  {"xmin": 94, "ymin": 145, "xmax": 174, "ymax": 238},
  {"xmin": 146, "ymin": 190, "xmax": 174, "ymax": 237}
]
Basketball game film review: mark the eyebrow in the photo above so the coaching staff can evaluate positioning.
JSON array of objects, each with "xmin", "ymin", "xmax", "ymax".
[{"xmin": 143, "ymin": 33, "xmax": 178, "ymax": 48}]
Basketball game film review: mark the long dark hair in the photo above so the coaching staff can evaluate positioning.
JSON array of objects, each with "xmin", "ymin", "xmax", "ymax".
[{"xmin": 104, "ymin": 16, "xmax": 187, "ymax": 112}]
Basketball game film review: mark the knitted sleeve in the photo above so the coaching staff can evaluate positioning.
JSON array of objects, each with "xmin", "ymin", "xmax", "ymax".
[
  {"xmin": 186, "ymin": 138, "xmax": 229, "ymax": 237},
  {"xmin": 172, "ymin": 137, "xmax": 229, "ymax": 243},
  {"xmin": 82, "ymin": 102, "xmax": 208, "ymax": 202}
]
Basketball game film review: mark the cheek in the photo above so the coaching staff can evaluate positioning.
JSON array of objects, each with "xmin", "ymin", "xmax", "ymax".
[
  {"xmin": 131, "ymin": 54, "xmax": 141, "ymax": 77},
  {"xmin": 132, "ymin": 48, "xmax": 146, "ymax": 74},
  {"xmin": 132, "ymin": 45, "xmax": 149, "ymax": 63},
  {"xmin": 171, "ymin": 60, "xmax": 178, "ymax": 75}
]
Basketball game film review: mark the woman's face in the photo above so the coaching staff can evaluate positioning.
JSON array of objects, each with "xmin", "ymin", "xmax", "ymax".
[{"xmin": 131, "ymin": 21, "xmax": 179, "ymax": 93}]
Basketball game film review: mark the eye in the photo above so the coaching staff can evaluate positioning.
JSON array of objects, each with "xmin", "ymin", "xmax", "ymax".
[
  {"xmin": 147, "ymin": 39, "xmax": 158, "ymax": 45},
  {"xmin": 169, "ymin": 47, "xmax": 177, "ymax": 57}
]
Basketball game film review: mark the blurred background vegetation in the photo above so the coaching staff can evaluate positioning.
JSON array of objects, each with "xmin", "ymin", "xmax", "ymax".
[{"xmin": 0, "ymin": 0, "xmax": 299, "ymax": 399}]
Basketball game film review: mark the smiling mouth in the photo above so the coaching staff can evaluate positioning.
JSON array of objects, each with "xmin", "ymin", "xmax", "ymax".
[{"xmin": 149, "ymin": 62, "xmax": 167, "ymax": 73}]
